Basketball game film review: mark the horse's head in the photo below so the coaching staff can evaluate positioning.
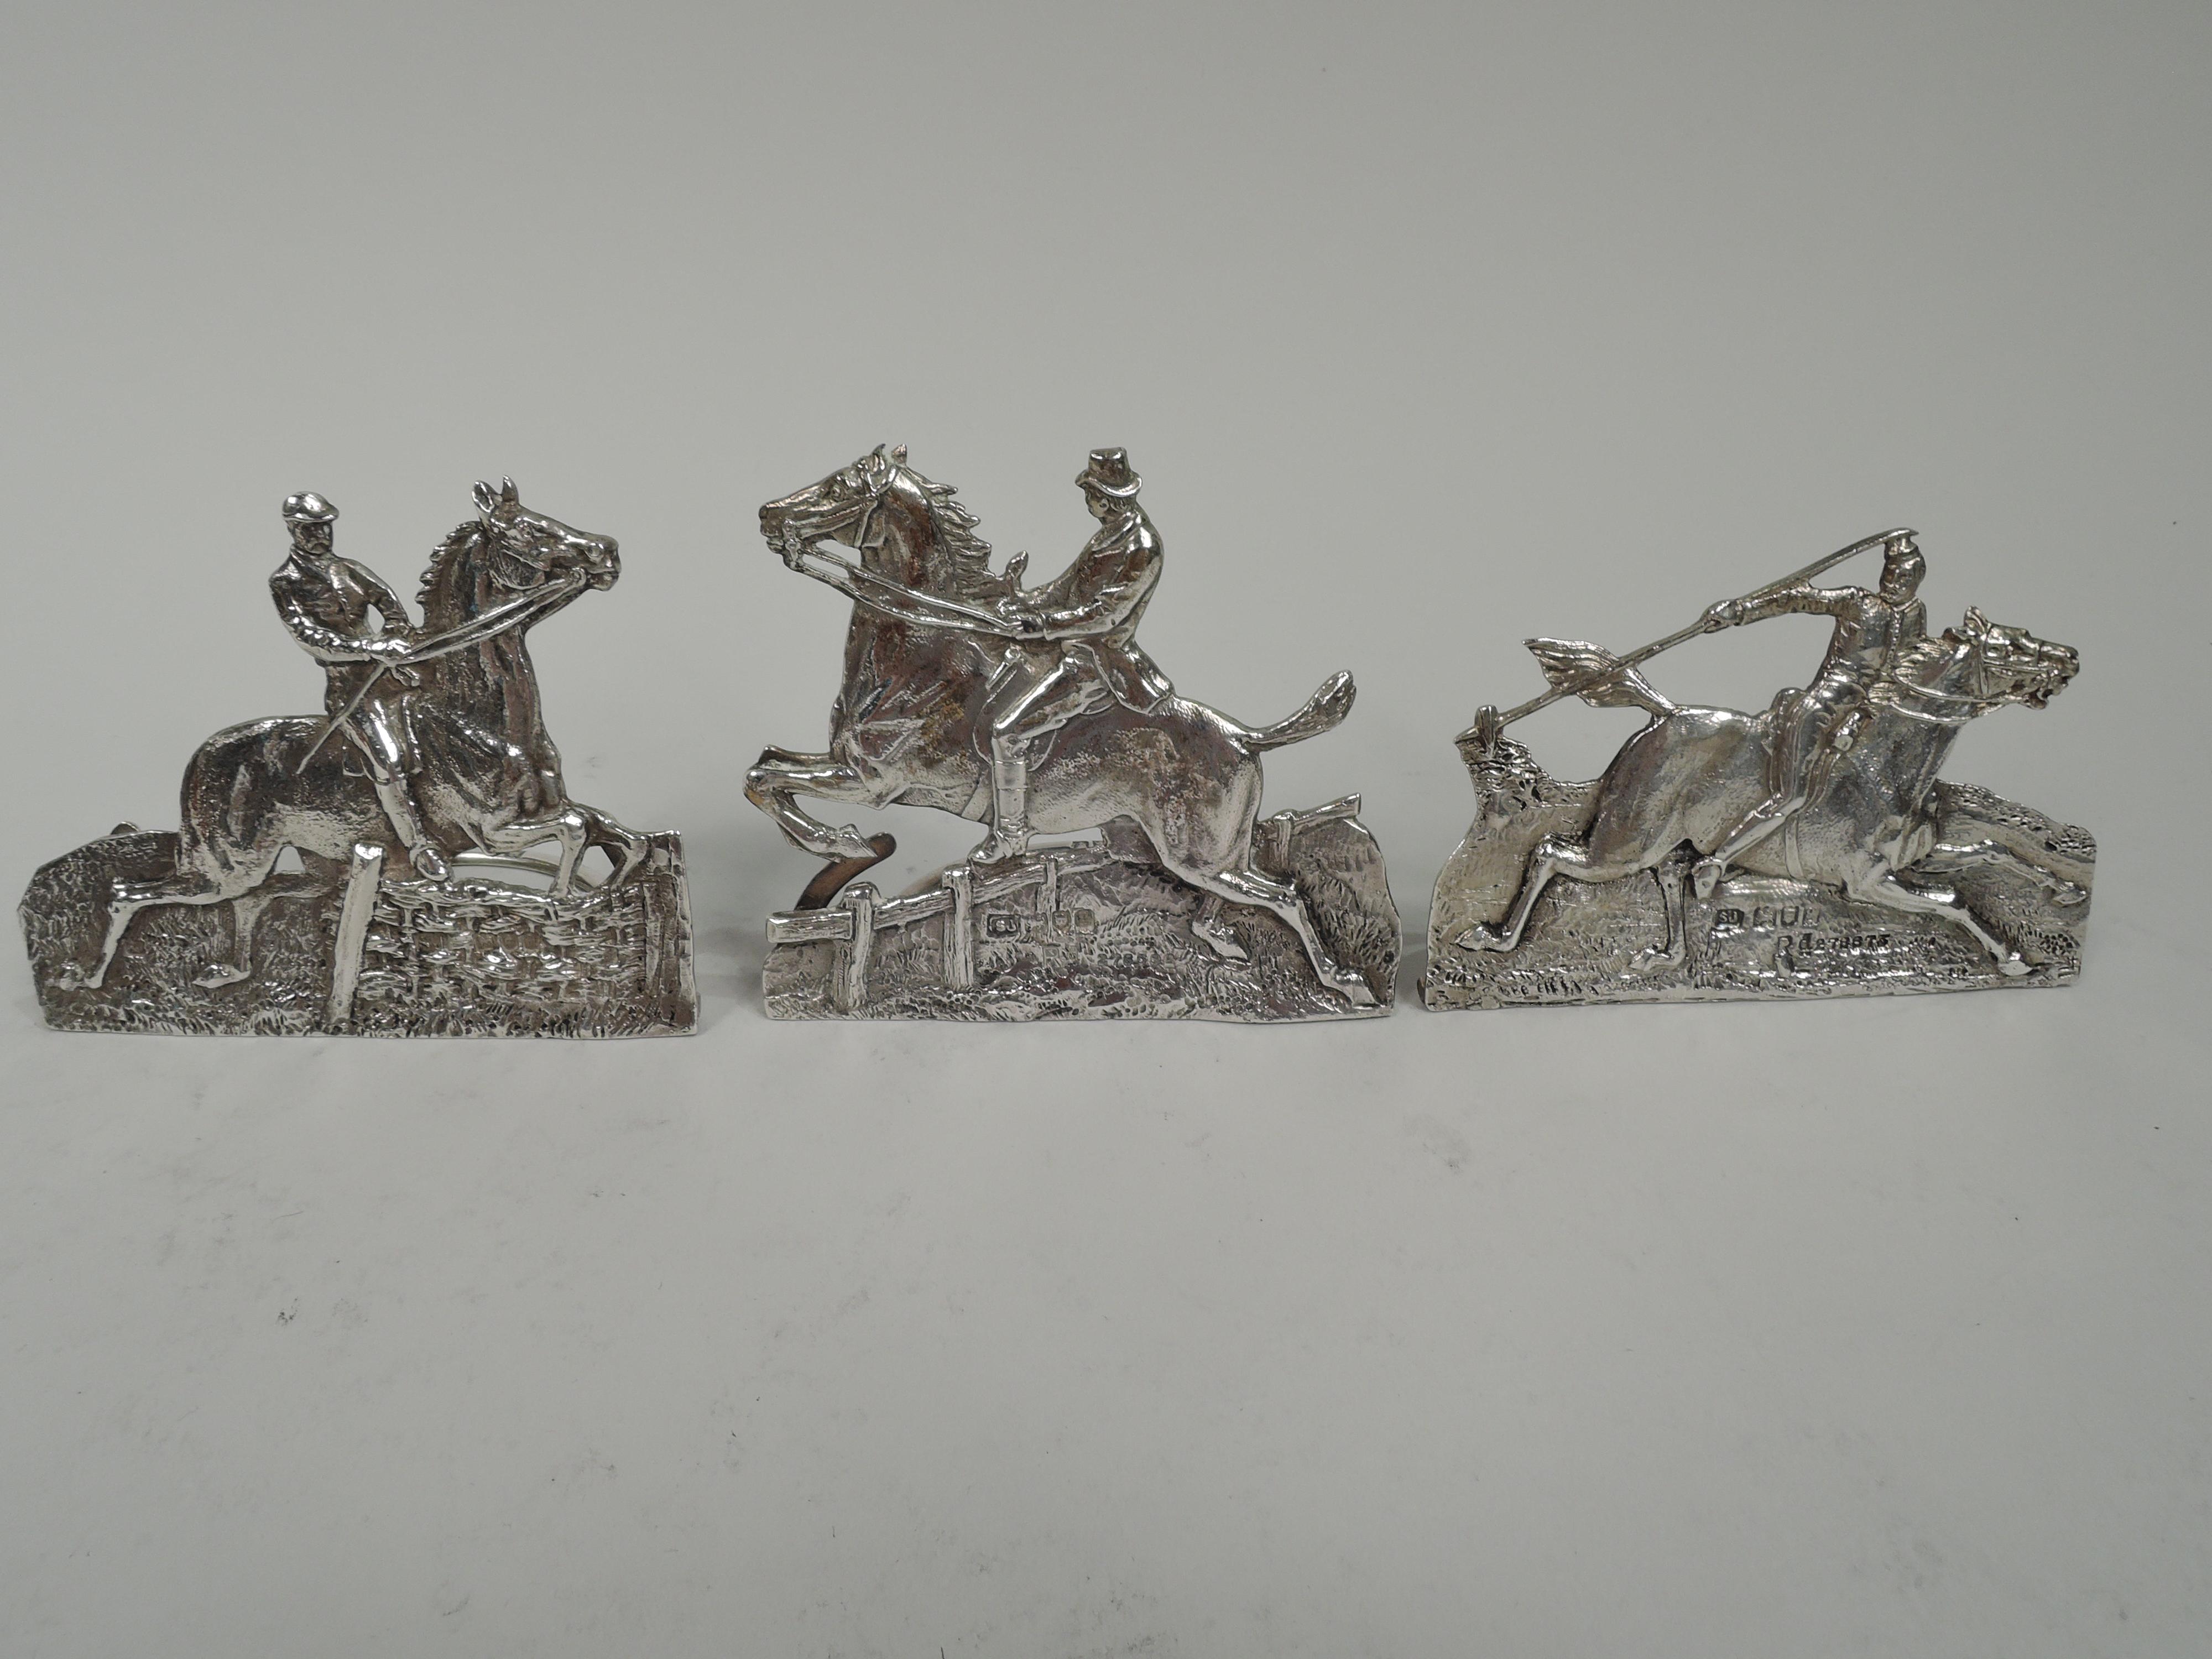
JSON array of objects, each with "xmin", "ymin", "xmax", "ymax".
[
  {"xmin": 470, "ymin": 477, "xmax": 620, "ymax": 593},
  {"xmin": 1943, "ymin": 607, "xmax": 2081, "ymax": 710},
  {"xmin": 758, "ymin": 445, "xmax": 993, "ymax": 594}
]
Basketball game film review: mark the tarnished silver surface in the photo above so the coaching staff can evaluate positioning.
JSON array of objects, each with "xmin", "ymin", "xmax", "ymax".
[
  {"xmin": 1425, "ymin": 530, "xmax": 2092, "ymax": 1009},
  {"xmin": 748, "ymin": 445, "xmax": 1396, "ymax": 1020},
  {"xmin": 21, "ymin": 481, "xmax": 695, "ymax": 1036}
]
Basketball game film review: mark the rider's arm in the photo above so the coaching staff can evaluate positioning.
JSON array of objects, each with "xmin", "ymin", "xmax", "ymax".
[
  {"xmin": 348, "ymin": 565, "xmax": 418, "ymax": 637},
  {"xmin": 270, "ymin": 580, "xmax": 404, "ymax": 664},
  {"xmin": 1727, "ymin": 582, "xmax": 1856, "ymax": 627},
  {"xmin": 1037, "ymin": 554, "xmax": 1160, "ymax": 639}
]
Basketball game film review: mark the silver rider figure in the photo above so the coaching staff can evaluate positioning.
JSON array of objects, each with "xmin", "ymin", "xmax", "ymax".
[
  {"xmin": 971, "ymin": 447, "xmax": 1175, "ymax": 864},
  {"xmin": 268, "ymin": 492, "xmax": 447, "ymax": 880},
  {"xmin": 1692, "ymin": 529, "xmax": 1927, "ymax": 895}
]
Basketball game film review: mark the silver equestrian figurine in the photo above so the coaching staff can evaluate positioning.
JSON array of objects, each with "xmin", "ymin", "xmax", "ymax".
[
  {"xmin": 20, "ymin": 480, "xmax": 695, "ymax": 1036},
  {"xmin": 748, "ymin": 445, "xmax": 1396, "ymax": 1020},
  {"xmin": 1425, "ymin": 528, "xmax": 2092, "ymax": 1008}
]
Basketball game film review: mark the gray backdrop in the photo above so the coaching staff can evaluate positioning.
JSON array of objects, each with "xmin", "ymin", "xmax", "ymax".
[{"xmin": 4, "ymin": 3, "xmax": 2208, "ymax": 1655}]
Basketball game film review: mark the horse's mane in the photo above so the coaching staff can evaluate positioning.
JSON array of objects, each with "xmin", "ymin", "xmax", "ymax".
[
  {"xmin": 415, "ymin": 519, "xmax": 484, "ymax": 622},
  {"xmin": 888, "ymin": 459, "xmax": 1004, "ymax": 599},
  {"xmin": 1890, "ymin": 633, "xmax": 1960, "ymax": 687},
  {"xmin": 893, "ymin": 461, "xmax": 993, "ymax": 561}
]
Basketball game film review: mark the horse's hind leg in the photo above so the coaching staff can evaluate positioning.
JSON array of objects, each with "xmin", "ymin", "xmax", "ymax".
[
  {"xmin": 1456, "ymin": 835, "xmax": 1591, "ymax": 953},
  {"xmin": 82, "ymin": 846, "xmax": 282, "ymax": 990},
  {"xmin": 195, "ymin": 885, "xmax": 285, "ymax": 988},
  {"xmin": 1846, "ymin": 867, "xmax": 2029, "ymax": 976},
  {"xmin": 1171, "ymin": 862, "xmax": 1377, "ymax": 1008}
]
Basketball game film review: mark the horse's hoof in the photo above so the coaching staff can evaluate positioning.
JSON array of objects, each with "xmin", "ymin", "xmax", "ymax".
[
  {"xmin": 410, "ymin": 846, "xmax": 451, "ymax": 882},
  {"xmin": 1191, "ymin": 912, "xmax": 1247, "ymax": 961},
  {"xmin": 827, "ymin": 827, "xmax": 880, "ymax": 863},
  {"xmin": 1454, "ymin": 925, "xmax": 1506, "ymax": 953},
  {"xmin": 1999, "ymin": 953, "xmax": 2033, "ymax": 978},
  {"xmin": 1629, "ymin": 948, "xmax": 1683, "ymax": 975},
  {"xmin": 1692, "ymin": 858, "xmax": 1725, "ymax": 899},
  {"xmin": 193, "ymin": 964, "xmax": 251, "ymax": 989},
  {"xmin": 2049, "ymin": 881, "xmax": 2087, "ymax": 907},
  {"xmin": 1331, "ymin": 972, "xmax": 1379, "ymax": 1008}
]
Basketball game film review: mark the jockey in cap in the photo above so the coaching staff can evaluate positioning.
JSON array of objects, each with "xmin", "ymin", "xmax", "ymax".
[{"xmin": 269, "ymin": 492, "xmax": 448, "ymax": 880}]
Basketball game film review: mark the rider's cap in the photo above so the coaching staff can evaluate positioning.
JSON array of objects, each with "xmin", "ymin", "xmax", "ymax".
[
  {"xmin": 283, "ymin": 492, "xmax": 338, "ymax": 526},
  {"xmin": 1075, "ymin": 447, "xmax": 1142, "ymax": 498}
]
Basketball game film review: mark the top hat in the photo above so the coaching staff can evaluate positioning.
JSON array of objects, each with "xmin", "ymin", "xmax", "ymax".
[
  {"xmin": 283, "ymin": 492, "xmax": 338, "ymax": 526},
  {"xmin": 1074, "ymin": 448, "xmax": 1141, "ymax": 499}
]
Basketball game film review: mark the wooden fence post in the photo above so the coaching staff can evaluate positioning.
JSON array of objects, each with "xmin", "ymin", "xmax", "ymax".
[
  {"xmin": 941, "ymin": 865, "xmax": 975, "ymax": 989},
  {"xmin": 326, "ymin": 842, "xmax": 385, "ymax": 1031},
  {"xmin": 834, "ymin": 882, "xmax": 878, "ymax": 1012}
]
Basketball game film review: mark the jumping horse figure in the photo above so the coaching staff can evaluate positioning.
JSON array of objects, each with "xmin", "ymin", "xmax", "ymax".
[
  {"xmin": 77, "ymin": 480, "xmax": 646, "ymax": 989},
  {"xmin": 1457, "ymin": 608, "xmax": 2083, "ymax": 975},
  {"xmin": 747, "ymin": 445, "xmax": 1377, "ymax": 1006}
]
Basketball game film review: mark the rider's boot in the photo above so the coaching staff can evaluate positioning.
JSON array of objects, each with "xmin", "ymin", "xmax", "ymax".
[
  {"xmin": 1694, "ymin": 794, "xmax": 1796, "ymax": 898},
  {"xmin": 375, "ymin": 775, "xmax": 450, "ymax": 881},
  {"xmin": 971, "ymin": 742, "xmax": 1031, "ymax": 866}
]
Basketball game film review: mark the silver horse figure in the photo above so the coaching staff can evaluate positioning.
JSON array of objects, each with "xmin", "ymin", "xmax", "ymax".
[
  {"xmin": 746, "ymin": 444, "xmax": 1380, "ymax": 1009},
  {"xmin": 1428, "ymin": 529, "xmax": 2091, "ymax": 1006},
  {"xmin": 74, "ymin": 479, "xmax": 648, "ymax": 993}
]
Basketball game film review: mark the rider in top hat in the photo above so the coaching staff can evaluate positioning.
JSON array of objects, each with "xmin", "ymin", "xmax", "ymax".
[
  {"xmin": 971, "ymin": 447, "xmax": 1175, "ymax": 864},
  {"xmin": 1693, "ymin": 529, "xmax": 1928, "ymax": 895},
  {"xmin": 269, "ymin": 492, "xmax": 448, "ymax": 880}
]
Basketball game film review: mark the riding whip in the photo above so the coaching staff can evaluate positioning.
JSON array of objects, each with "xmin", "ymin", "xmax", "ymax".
[{"xmin": 1455, "ymin": 527, "xmax": 1912, "ymax": 746}]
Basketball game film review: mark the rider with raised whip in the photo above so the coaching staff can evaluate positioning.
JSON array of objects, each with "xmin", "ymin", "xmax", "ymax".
[
  {"xmin": 269, "ymin": 491, "xmax": 447, "ymax": 880},
  {"xmin": 1691, "ymin": 529, "xmax": 1927, "ymax": 896},
  {"xmin": 971, "ymin": 447, "xmax": 1175, "ymax": 865}
]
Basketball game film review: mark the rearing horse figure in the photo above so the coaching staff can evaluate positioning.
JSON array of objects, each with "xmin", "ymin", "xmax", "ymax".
[
  {"xmin": 746, "ymin": 445, "xmax": 1378, "ymax": 1006},
  {"xmin": 77, "ymin": 480, "xmax": 646, "ymax": 989},
  {"xmin": 1458, "ymin": 609, "xmax": 2083, "ymax": 975}
]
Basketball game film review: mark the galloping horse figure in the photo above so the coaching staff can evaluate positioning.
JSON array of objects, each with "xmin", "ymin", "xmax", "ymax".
[
  {"xmin": 1457, "ymin": 609, "xmax": 2082, "ymax": 975},
  {"xmin": 78, "ymin": 480, "xmax": 646, "ymax": 989},
  {"xmin": 746, "ymin": 445, "xmax": 1378, "ymax": 1006}
]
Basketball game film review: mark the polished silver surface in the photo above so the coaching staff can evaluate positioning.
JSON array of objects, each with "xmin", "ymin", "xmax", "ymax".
[
  {"xmin": 20, "ymin": 481, "xmax": 695, "ymax": 1036},
  {"xmin": 749, "ymin": 445, "xmax": 1396, "ymax": 1020},
  {"xmin": 1426, "ymin": 530, "xmax": 2092, "ymax": 1008}
]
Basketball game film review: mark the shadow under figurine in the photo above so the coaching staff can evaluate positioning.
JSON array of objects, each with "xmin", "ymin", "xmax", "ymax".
[
  {"xmin": 1425, "ymin": 529, "xmax": 2093, "ymax": 1009},
  {"xmin": 748, "ymin": 445, "xmax": 1396, "ymax": 1021},
  {"xmin": 20, "ymin": 481, "xmax": 695, "ymax": 1036}
]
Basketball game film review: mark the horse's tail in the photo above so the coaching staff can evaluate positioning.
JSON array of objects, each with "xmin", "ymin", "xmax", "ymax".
[
  {"xmin": 1243, "ymin": 671, "xmax": 1357, "ymax": 752},
  {"xmin": 1526, "ymin": 638, "xmax": 1677, "ymax": 717}
]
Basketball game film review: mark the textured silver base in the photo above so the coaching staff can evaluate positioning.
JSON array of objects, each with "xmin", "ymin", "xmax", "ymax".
[
  {"xmin": 22, "ymin": 830, "xmax": 696, "ymax": 1037},
  {"xmin": 1424, "ymin": 749, "xmax": 2092, "ymax": 1009},
  {"xmin": 765, "ymin": 814, "xmax": 1397, "ymax": 1021}
]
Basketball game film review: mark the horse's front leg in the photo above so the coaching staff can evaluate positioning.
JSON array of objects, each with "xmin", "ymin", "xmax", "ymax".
[
  {"xmin": 572, "ymin": 804, "xmax": 649, "ymax": 888},
  {"xmin": 744, "ymin": 749, "xmax": 884, "ymax": 863},
  {"xmin": 1917, "ymin": 839, "xmax": 2089, "ymax": 906},
  {"xmin": 1845, "ymin": 866, "xmax": 2030, "ymax": 976},
  {"xmin": 479, "ymin": 808, "xmax": 592, "ymax": 898}
]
